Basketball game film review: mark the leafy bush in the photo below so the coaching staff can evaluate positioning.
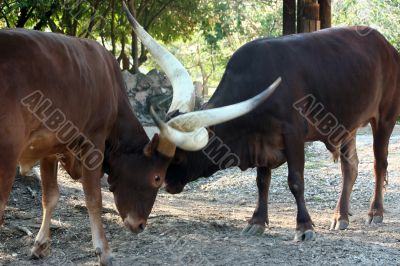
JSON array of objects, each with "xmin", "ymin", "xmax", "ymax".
[{"xmin": 333, "ymin": 0, "xmax": 400, "ymax": 50}]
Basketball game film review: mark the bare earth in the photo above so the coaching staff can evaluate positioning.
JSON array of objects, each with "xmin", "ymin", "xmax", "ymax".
[{"xmin": 1, "ymin": 125, "xmax": 400, "ymax": 265}]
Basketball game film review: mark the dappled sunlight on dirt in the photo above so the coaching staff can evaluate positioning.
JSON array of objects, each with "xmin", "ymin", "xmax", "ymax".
[{"xmin": 1, "ymin": 125, "xmax": 400, "ymax": 265}]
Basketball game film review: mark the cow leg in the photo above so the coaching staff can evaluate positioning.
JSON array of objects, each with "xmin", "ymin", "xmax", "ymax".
[
  {"xmin": 0, "ymin": 121, "xmax": 24, "ymax": 226},
  {"xmin": 367, "ymin": 119, "xmax": 395, "ymax": 224},
  {"xmin": 31, "ymin": 156, "xmax": 59, "ymax": 258},
  {"xmin": 0, "ymin": 166, "xmax": 17, "ymax": 226},
  {"xmin": 242, "ymin": 167, "xmax": 271, "ymax": 236},
  {"xmin": 284, "ymin": 132, "xmax": 315, "ymax": 241},
  {"xmin": 330, "ymin": 135, "xmax": 359, "ymax": 230},
  {"xmin": 82, "ymin": 168, "xmax": 114, "ymax": 266},
  {"xmin": 0, "ymin": 148, "xmax": 20, "ymax": 226}
]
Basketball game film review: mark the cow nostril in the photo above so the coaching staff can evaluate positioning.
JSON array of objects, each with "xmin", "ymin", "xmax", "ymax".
[{"xmin": 139, "ymin": 223, "xmax": 145, "ymax": 231}]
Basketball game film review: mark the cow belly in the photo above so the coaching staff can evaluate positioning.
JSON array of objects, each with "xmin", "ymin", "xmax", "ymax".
[
  {"xmin": 238, "ymin": 137, "xmax": 286, "ymax": 170},
  {"xmin": 19, "ymin": 130, "xmax": 64, "ymax": 174}
]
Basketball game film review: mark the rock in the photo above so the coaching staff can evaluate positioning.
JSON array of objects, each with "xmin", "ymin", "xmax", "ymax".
[
  {"xmin": 122, "ymin": 70, "xmax": 137, "ymax": 91},
  {"xmin": 147, "ymin": 69, "xmax": 171, "ymax": 88},
  {"xmin": 135, "ymin": 90, "xmax": 151, "ymax": 106},
  {"xmin": 122, "ymin": 69, "xmax": 202, "ymax": 125},
  {"xmin": 146, "ymin": 69, "xmax": 163, "ymax": 88},
  {"xmin": 136, "ymin": 73, "xmax": 152, "ymax": 91}
]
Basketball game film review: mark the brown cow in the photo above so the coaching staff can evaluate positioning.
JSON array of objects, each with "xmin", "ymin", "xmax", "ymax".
[
  {"xmin": 0, "ymin": 18, "xmax": 280, "ymax": 266},
  {"xmin": 160, "ymin": 26, "xmax": 400, "ymax": 240}
]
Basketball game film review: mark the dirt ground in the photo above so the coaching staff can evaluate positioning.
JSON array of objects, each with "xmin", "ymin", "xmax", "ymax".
[{"xmin": 1, "ymin": 125, "xmax": 400, "ymax": 266}]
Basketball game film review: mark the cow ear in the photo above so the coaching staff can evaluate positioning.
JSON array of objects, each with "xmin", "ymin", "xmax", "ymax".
[
  {"xmin": 173, "ymin": 149, "xmax": 186, "ymax": 165},
  {"xmin": 143, "ymin": 134, "xmax": 160, "ymax": 158}
]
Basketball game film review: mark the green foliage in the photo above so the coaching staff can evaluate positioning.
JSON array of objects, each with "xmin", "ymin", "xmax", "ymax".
[
  {"xmin": 0, "ymin": 0, "xmax": 54, "ymax": 28},
  {"xmin": 131, "ymin": 0, "xmax": 203, "ymax": 43},
  {"xmin": 333, "ymin": 0, "xmax": 400, "ymax": 50},
  {"xmin": 0, "ymin": 0, "xmax": 205, "ymax": 70},
  {"xmin": 144, "ymin": 0, "xmax": 282, "ymax": 88},
  {"xmin": 324, "ymin": 1, "xmax": 400, "ymax": 123},
  {"xmin": 0, "ymin": 0, "xmax": 399, "ymax": 91},
  {"xmin": 200, "ymin": 0, "xmax": 281, "ymax": 49}
]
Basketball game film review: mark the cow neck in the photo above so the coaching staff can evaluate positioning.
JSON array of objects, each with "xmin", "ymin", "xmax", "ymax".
[
  {"xmin": 104, "ymin": 100, "xmax": 149, "ymax": 174},
  {"xmin": 188, "ymin": 150, "xmax": 221, "ymax": 179},
  {"xmin": 181, "ymin": 127, "xmax": 228, "ymax": 180},
  {"xmin": 185, "ymin": 124, "xmax": 248, "ymax": 179}
]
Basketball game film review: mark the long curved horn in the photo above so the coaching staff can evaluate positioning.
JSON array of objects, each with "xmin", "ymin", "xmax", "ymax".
[
  {"xmin": 150, "ymin": 107, "xmax": 209, "ymax": 151},
  {"xmin": 123, "ymin": 2, "xmax": 195, "ymax": 114},
  {"xmin": 167, "ymin": 77, "xmax": 282, "ymax": 131},
  {"xmin": 150, "ymin": 78, "xmax": 281, "ymax": 151}
]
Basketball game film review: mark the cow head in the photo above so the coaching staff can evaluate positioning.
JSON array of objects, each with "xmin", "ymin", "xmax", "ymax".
[
  {"xmin": 106, "ymin": 133, "xmax": 172, "ymax": 233},
  {"xmin": 163, "ymin": 150, "xmax": 192, "ymax": 194},
  {"xmin": 120, "ymin": 3, "xmax": 281, "ymax": 233}
]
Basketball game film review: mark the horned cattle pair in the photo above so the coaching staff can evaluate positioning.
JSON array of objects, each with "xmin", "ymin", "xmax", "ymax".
[{"xmin": 1, "ymin": 4, "xmax": 399, "ymax": 266}]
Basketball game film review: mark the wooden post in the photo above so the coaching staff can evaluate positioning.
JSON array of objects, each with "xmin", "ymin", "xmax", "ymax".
[
  {"xmin": 319, "ymin": 0, "xmax": 332, "ymax": 29},
  {"xmin": 300, "ymin": 0, "xmax": 320, "ymax": 33},
  {"xmin": 283, "ymin": 0, "xmax": 296, "ymax": 35},
  {"xmin": 297, "ymin": 0, "xmax": 305, "ymax": 33}
]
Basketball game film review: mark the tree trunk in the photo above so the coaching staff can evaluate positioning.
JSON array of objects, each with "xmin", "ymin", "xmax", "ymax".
[
  {"xmin": 283, "ymin": 0, "xmax": 296, "ymax": 35},
  {"xmin": 118, "ymin": 35, "xmax": 130, "ymax": 71},
  {"xmin": 111, "ymin": 0, "xmax": 116, "ymax": 55},
  {"xmin": 319, "ymin": 0, "xmax": 331, "ymax": 29},
  {"xmin": 196, "ymin": 45, "xmax": 208, "ymax": 97},
  {"xmin": 16, "ymin": 6, "xmax": 35, "ymax": 28},
  {"xmin": 128, "ymin": 0, "xmax": 139, "ymax": 73},
  {"xmin": 131, "ymin": 31, "xmax": 139, "ymax": 73},
  {"xmin": 138, "ymin": 43, "xmax": 148, "ymax": 65}
]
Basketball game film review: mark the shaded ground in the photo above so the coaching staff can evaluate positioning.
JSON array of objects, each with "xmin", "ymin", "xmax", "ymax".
[{"xmin": 1, "ymin": 126, "xmax": 400, "ymax": 265}]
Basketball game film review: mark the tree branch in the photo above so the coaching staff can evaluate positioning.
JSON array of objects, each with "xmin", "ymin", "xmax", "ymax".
[
  {"xmin": 34, "ymin": 3, "xmax": 57, "ymax": 30},
  {"xmin": 136, "ymin": 0, "xmax": 150, "ymax": 18},
  {"xmin": 136, "ymin": 0, "xmax": 175, "ymax": 66},
  {"xmin": 111, "ymin": 0, "xmax": 116, "ymax": 55},
  {"xmin": 144, "ymin": 0, "xmax": 175, "ymax": 29},
  {"xmin": 0, "ymin": 1, "xmax": 10, "ymax": 27},
  {"xmin": 16, "ymin": 5, "xmax": 36, "ymax": 28},
  {"xmin": 48, "ymin": 18, "xmax": 63, "ymax": 33},
  {"xmin": 84, "ymin": 0, "xmax": 101, "ymax": 38}
]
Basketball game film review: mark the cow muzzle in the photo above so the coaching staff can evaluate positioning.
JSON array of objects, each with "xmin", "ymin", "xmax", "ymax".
[
  {"xmin": 123, "ymin": 215, "xmax": 147, "ymax": 234},
  {"xmin": 165, "ymin": 183, "xmax": 185, "ymax": 194}
]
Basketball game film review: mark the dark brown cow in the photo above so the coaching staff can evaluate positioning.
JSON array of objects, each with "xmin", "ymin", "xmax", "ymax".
[
  {"xmin": 161, "ymin": 27, "xmax": 400, "ymax": 240},
  {"xmin": 0, "ymin": 21, "xmax": 279, "ymax": 266}
]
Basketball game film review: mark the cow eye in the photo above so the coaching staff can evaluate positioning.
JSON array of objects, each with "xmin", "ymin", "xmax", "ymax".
[{"xmin": 155, "ymin": 175, "xmax": 161, "ymax": 182}]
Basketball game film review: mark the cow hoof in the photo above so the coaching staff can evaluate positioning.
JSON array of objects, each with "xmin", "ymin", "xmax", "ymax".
[
  {"xmin": 241, "ymin": 224, "xmax": 265, "ymax": 236},
  {"xmin": 95, "ymin": 247, "xmax": 115, "ymax": 266},
  {"xmin": 30, "ymin": 240, "xmax": 51, "ymax": 259},
  {"xmin": 294, "ymin": 229, "xmax": 316, "ymax": 242},
  {"xmin": 330, "ymin": 219, "xmax": 349, "ymax": 230},
  {"xmin": 366, "ymin": 215, "xmax": 383, "ymax": 225},
  {"xmin": 99, "ymin": 256, "xmax": 115, "ymax": 266}
]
